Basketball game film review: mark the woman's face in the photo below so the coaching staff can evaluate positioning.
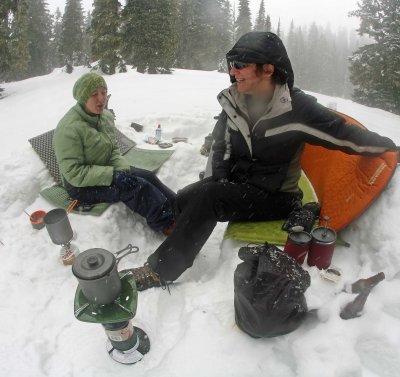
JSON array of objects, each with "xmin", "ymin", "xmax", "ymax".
[
  {"xmin": 229, "ymin": 63, "xmax": 275, "ymax": 96},
  {"xmin": 85, "ymin": 87, "xmax": 107, "ymax": 114}
]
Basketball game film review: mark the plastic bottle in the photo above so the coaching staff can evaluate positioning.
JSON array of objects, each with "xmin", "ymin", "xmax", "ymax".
[{"xmin": 155, "ymin": 124, "xmax": 162, "ymax": 143}]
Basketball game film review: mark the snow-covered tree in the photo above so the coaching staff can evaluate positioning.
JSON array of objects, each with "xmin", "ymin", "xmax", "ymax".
[
  {"xmin": 235, "ymin": 0, "xmax": 251, "ymax": 39},
  {"xmin": 265, "ymin": 14, "xmax": 271, "ymax": 32},
  {"xmin": 276, "ymin": 18, "xmax": 282, "ymax": 37},
  {"xmin": 9, "ymin": 0, "xmax": 30, "ymax": 80},
  {"xmin": 91, "ymin": 0, "xmax": 124, "ymax": 74},
  {"xmin": 349, "ymin": 0, "xmax": 400, "ymax": 114},
  {"xmin": 49, "ymin": 8, "xmax": 64, "ymax": 69},
  {"xmin": 254, "ymin": 0, "xmax": 266, "ymax": 31},
  {"xmin": 0, "ymin": 0, "xmax": 17, "ymax": 82},
  {"xmin": 5, "ymin": 0, "xmax": 51, "ymax": 80},
  {"xmin": 26, "ymin": 0, "xmax": 52, "ymax": 77},
  {"xmin": 122, "ymin": 0, "xmax": 178, "ymax": 73},
  {"xmin": 60, "ymin": 0, "xmax": 85, "ymax": 68},
  {"xmin": 175, "ymin": 0, "xmax": 232, "ymax": 71}
]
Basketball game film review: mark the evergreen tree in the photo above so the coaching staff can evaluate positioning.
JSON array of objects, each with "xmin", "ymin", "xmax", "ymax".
[
  {"xmin": 175, "ymin": 0, "xmax": 232, "ymax": 71},
  {"xmin": 60, "ymin": 0, "xmax": 85, "ymax": 68},
  {"xmin": 2, "ymin": 0, "xmax": 52, "ymax": 82},
  {"xmin": 175, "ymin": 0, "xmax": 194, "ymax": 68},
  {"xmin": 286, "ymin": 20, "xmax": 296, "ymax": 54},
  {"xmin": 235, "ymin": 0, "xmax": 251, "ymax": 39},
  {"xmin": 284, "ymin": 22, "xmax": 358, "ymax": 99},
  {"xmin": 216, "ymin": 0, "xmax": 234, "ymax": 71},
  {"xmin": 9, "ymin": 0, "xmax": 30, "ymax": 80},
  {"xmin": 0, "ymin": 0, "xmax": 17, "ymax": 82},
  {"xmin": 230, "ymin": 1, "xmax": 237, "ymax": 41},
  {"xmin": 26, "ymin": 0, "xmax": 52, "ymax": 77},
  {"xmin": 300, "ymin": 23, "xmax": 319, "ymax": 91},
  {"xmin": 176, "ymin": 0, "xmax": 209, "ymax": 70},
  {"xmin": 276, "ymin": 18, "xmax": 281, "ymax": 37},
  {"xmin": 285, "ymin": 20, "xmax": 302, "ymax": 84},
  {"xmin": 317, "ymin": 28, "xmax": 336, "ymax": 94},
  {"xmin": 91, "ymin": 0, "xmax": 124, "ymax": 74},
  {"xmin": 349, "ymin": 0, "xmax": 400, "ymax": 114},
  {"xmin": 254, "ymin": 0, "xmax": 266, "ymax": 31},
  {"xmin": 205, "ymin": 0, "xmax": 233, "ymax": 71},
  {"xmin": 82, "ymin": 11, "xmax": 92, "ymax": 67},
  {"xmin": 265, "ymin": 15, "xmax": 271, "ymax": 31},
  {"xmin": 49, "ymin": 8, "xmax": 64, "ymax": 69},
  {"xmin": 290, "ymin": 25, "xmax": 307, "ymax": 86},
  {"xmin": 122, "ymin": 0, "xmax": 178, "ymax": 73}
]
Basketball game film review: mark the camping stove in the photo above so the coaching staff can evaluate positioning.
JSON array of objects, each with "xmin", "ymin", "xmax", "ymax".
[{"xmin": 72, "ymin": 247, "xmax": 150, "ymax": 364}]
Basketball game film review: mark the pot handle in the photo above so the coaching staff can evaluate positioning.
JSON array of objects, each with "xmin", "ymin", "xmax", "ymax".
[{"xmin": 114, "ymin": 243, "xmax": 139, "ymax": 264}]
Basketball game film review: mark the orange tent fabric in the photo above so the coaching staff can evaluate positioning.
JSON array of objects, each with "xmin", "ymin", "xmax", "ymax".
[{"xmin": 301, "ymin": 111, "xmax": 398, "ymax": 231}]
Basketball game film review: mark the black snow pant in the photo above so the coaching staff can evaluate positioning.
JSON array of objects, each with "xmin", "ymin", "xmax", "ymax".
[
  {"xmin": 147, "ymin": 177, "xmax": 301, "ymax": 282},
  {"xmin": 66, "ymin": 167, "xmax": 176, "ymax": 232}
]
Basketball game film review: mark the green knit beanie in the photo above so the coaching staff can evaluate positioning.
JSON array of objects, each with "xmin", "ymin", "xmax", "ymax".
[{"xmin": 72, "ymin": 73, "xmax": 107, "ymax": 105}]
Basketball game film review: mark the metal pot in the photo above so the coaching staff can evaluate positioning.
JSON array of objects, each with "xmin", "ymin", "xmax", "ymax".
[
  {"xmin": 72, "ymin": 245, "xmax": 138, "ymax": 305},
  {"xmin": 44, "ymin": 208, "xmax": 73, "ymax": 245}
]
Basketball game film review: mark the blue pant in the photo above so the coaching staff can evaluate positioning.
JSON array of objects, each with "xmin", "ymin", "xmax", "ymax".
[{"xmin": 66, "ymin": 167, "xmax": 176, "ymax": 232}]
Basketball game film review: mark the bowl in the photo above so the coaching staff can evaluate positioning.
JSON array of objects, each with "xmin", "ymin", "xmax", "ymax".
[
  {"xmin": 172, "ymin": 137, "xmax": 188, "ymax": 143},
  {"xmin": 30, "ymin": 210, "xmax": 47, "ymax": 230}
]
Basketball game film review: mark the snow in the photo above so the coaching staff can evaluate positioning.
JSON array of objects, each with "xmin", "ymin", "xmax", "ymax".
[{"xmin": 1, "ymin": 67, "xmax": 400, "ymax": 377}]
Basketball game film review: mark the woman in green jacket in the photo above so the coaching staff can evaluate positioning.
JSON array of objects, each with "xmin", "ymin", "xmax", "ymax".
[{"xmin": 54, "ymin": 72, "xmax": 176, "ymax": 234}]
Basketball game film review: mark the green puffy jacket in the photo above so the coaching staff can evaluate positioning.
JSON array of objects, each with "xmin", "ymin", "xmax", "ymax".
[{"xmin": 54, "ymin": 104, "xmax": 130, "ymax": 188}]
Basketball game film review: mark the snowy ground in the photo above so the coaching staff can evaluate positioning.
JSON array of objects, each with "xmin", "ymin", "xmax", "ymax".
[{"xmin": 0, "ymin": 67, "xmax": 400, "ymax": 377}]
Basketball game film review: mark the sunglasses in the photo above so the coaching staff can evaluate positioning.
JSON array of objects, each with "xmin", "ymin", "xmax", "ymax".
[{"xmin": 229, "ymin": 61, "xmax": 250, "ymax": 70}]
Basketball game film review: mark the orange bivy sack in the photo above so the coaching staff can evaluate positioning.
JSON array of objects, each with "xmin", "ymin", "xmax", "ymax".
[{"xmin": 301, "ymin": 111, "xmax": 398, "ymax": 231}]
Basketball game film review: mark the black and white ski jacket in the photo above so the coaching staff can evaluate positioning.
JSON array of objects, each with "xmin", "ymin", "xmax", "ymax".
[{"xmin": 212, "ymin": 83, "xmax": 396, "ymax": 193}]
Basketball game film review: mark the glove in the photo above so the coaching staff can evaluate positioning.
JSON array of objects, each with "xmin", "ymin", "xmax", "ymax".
[
  {"xmin": 281, "ymin": 202, "xmax": 321, "ymax": 233},
  {"xmin": 112, "ymin": 170, "xmax": 136, "ymax": 190}
]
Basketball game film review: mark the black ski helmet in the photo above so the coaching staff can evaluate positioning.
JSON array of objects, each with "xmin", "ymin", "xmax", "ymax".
[{"xmin": 226, "ymin": 32, "xmax": 294, "ymax": 89}]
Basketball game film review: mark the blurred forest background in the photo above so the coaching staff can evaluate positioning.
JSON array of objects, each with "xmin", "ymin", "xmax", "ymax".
[{"xmin": 0, "ymin": 0, "xmax": 399, "ymax": 114}]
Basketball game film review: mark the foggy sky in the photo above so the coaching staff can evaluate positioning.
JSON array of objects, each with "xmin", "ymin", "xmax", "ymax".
[{"xmin": 46, "ymin": 0, "xmax": 360, "ymax": 31}]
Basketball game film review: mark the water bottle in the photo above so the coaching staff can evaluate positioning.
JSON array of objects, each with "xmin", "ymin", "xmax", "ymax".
[
  {"xmin": 155, "ymin": 124, "xmax": 162, "ymax": 143},
  {"xmin": 340, "ymin": 290, "xmax": 370, "ymax": 319},
  {"xmin": 347, "ymin": 272, "xmax": 385, "ymax": 293}
]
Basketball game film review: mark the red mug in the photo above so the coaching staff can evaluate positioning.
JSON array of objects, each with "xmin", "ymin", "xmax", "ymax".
[
  {"xmin": 307, "ymin": 226, "xmax": 337, "ymax": 269},
  {"xmin": 283, "ymin": 230, "xmax": 312, "ymax": 264},
  {"xmin": 30, "ymin": 210, "xmax": 47, "ymax": 230}
]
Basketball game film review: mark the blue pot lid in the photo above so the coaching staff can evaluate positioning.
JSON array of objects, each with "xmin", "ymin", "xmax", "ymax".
[{"xmin": 72, "ymin": 248, "xmax": 116, "ymax": 280}]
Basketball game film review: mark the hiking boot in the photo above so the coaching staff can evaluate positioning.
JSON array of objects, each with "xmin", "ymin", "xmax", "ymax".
[{"xmin": 122, "ymin": 264, "xmax": 162, "ymax": 291}]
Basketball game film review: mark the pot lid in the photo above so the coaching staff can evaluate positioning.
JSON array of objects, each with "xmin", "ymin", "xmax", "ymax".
[
  {"xmin": 288, "ymin": 230, "xmax": 312, "ymax": 245},
  {"xmin": 311, "ymin": 227, "xmax": 337, "ymax": 243},
  {"xmin": 72, "ymin": 248, "xmax": 116, "ymax": 280}
]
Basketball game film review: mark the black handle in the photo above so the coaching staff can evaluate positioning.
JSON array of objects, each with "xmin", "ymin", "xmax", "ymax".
[{"xmin": 114, "ymin": 244, "xmax": 139, "ymax": 264}]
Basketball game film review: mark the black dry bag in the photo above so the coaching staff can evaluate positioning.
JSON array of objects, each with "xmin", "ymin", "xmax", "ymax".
[{"xmin": 234, "ymin": 243, "xmax": 310, "ymax": 338}]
